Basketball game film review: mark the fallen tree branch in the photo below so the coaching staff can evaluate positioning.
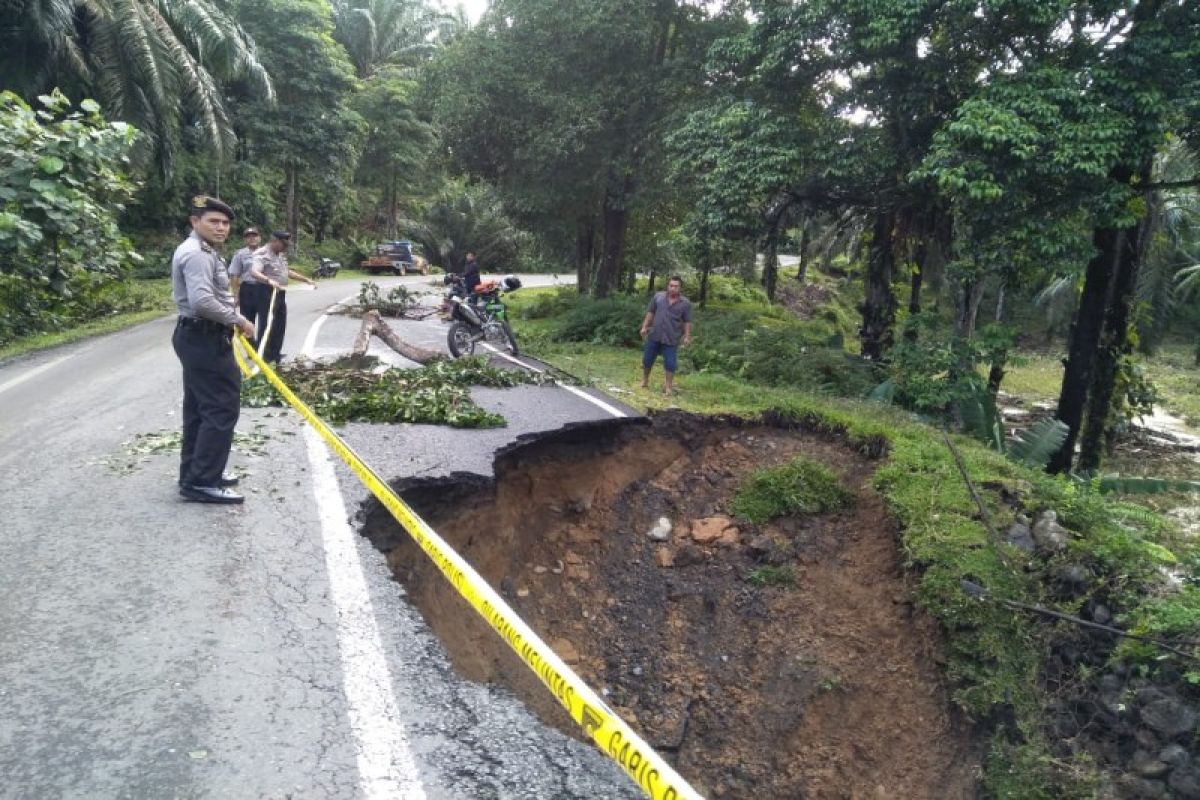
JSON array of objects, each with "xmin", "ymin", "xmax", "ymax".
[{"xmin": 352, "ymin": 309, "xmax": 443, "ymax": 365}]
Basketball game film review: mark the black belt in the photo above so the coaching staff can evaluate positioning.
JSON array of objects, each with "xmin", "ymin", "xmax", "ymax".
[{"xmin": 177, "ymin": 316, "xmax": 231, "ymax": 335}]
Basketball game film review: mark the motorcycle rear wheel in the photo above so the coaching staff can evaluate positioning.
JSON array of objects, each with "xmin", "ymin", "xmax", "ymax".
[{"xmin": 447, "ymin": 321, "xmax": 477, "ymax": 358}]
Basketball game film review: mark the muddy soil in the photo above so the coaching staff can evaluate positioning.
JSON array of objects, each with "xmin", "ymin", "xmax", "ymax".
[{"xmin": 360, "ymin": 412, "xmax": 980, "ymax": 799}]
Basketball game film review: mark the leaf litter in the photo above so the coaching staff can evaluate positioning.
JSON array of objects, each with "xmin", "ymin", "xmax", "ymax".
[{"xmin": 240, "ymin": 355, "xmax": 550, "ymax": 428}]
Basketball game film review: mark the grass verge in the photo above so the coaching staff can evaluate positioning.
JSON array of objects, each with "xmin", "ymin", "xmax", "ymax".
[{"xmin": 0, "ymin": 278, "xmax": 173, "ymax": 363}]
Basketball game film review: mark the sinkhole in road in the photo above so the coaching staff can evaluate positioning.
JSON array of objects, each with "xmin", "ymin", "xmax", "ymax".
[{"xmin": 358, "ymin": 411, "xmax": 980, "ymax": 798}]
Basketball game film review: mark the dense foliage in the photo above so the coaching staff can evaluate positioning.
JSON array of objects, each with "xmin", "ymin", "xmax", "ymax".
[{"xmin": 0, "ymin": 91, "xmax": 147, "ymax": 344}]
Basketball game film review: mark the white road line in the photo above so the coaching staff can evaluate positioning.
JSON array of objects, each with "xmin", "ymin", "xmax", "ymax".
[
  {"xmin": 304, "ymin": 428, "xmax": 426, "ymax": 799},
  {"xmin": 301, "ymin": 300, "xmax": 426, "ymax": 799},
  {"xmin": 480, "ymin": 344, "xmax": 628, "ymax": 418},
  {"xmin": 301, "ymin": 291, "xmax": 358, "ymax": 355},
  {"xmin": 0, "ymin": 352, "xmax": 76, "ymax": 397}
]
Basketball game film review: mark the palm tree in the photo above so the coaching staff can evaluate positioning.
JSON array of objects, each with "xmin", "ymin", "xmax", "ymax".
[
  {"xmin": 399, "ymin": 182, "xmax": 527, "ymax": 272},
  {"xmin": 0, "ymin": 0, "xmax": 274, "ymax": 173},
  {"xmin": 332, "ymin": 0, "xmax": 460, "ymax": 79},
  {"xmin": 1137, "ymin": 142, "xmax": 1200, "ymax": 353}
]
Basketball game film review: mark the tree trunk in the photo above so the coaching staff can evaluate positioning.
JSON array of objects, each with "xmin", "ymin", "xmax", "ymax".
[
  {"xmin": 795, "ymin": 220, "xmax": 810, "ymax": 283},
  {"xmin": 1077, "ymin": 161, "xmax": 1155, "ymax": 473},
  {"xmin": 953, "ymin": 277, "xmax": 986, "ymax": 340},
  {"xmin": 387, "ymin": 168, "xmax": 398, "ymax": 240},
  {"xmin": 1047, "ymin": 225, "xmax": 1123, "ymax": 474},
  {"xmin": 286, "ymin": 164, "xmax": 299, "ymax": 257},
  {"xmin": 595, "ymin": 188, "xmax": 627, "ymax": 299},
  {"xmin": 699, "ymin": 258, "xmax": 711, "ymax": 308},
  {"xmin": 575, "ymin": 221, "xmax": 595, "ymax": 296},
  {"xmin": 352, "ymin": 310, "xmax": 442, "ymax": 364},
  {"xmin": 859, "ymin": 210, "xmax": 898, "ymax": 361},
  {"xmin": 762, "ymin": 226, "xmax": 779, "ymax": 303}
]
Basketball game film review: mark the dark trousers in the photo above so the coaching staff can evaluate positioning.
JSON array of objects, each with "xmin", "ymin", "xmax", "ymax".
[
  {"xmin": 257, "ymin": 289, "xmax": 287, "ymax": 364},
  {"xmin": 173, "ymin": 321, "xmax": 241, "ymax": 487},
  {"xmin": 238, "ymin": 282, "xmax": 265, "ymax": 345}
]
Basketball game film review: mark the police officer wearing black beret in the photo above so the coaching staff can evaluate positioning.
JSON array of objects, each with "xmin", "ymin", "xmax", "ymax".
[{"xmin": 171, "ymin": 195, "xmax": 257, "ymax": 504}]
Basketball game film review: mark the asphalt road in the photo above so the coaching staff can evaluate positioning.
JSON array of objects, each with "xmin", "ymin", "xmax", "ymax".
[{"xmin": 0, "ymin": 273, "xmax": 647, "ymax": 800}]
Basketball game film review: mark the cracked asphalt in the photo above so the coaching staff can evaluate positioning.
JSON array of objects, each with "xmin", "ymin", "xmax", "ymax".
[{"xmin": 0, "ymin": 274, "xmax": 646, "ymax": 799}]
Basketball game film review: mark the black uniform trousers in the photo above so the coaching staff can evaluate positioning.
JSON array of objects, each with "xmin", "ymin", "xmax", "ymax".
[
  {"xmin": 172, "ymin": 318, "xmax": 241, "ymax": 487},
  {"xmin": 238, "ymin": 282, "xmax": 265, "ymax": 346},
  {"xmin": 258, "ymin": 288, "xmax": 287, "ymax": 364}
]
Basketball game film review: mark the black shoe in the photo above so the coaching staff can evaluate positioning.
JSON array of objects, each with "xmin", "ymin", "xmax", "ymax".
[
  {"xmin": 180, "ymin": 484, "xmax": 244, "ymax": 504},
  {"xmin": 179, "ymin": 473, "xmax": 239, "ymax": 488}
]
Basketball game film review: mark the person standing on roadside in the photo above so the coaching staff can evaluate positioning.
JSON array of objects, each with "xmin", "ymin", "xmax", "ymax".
[
  {"xmin": 172, "ymin": 195, "xmax": 257, "ymax": 505},
  {"xmin": 460, "ymin": 252, "xmax": 482, "ymax": 294},
  {"xmin": 227, "ymin": 227, "xmax": 263, "ymax": 342},
  {"xmin": 639, "ymin": 275, "xmax": 693, "ymax": 396},
  {"xmin": 247, "ymin": 231, "xmax": 316, "ymax": 364}
]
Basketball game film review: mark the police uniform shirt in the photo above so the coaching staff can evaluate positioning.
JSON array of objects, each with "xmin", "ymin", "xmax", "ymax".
[
  {"xmin": 250, "ymin": 246, "xmax": 290, "ymax": 286},
  {"xmin": 172, "ymin": 232, "xmax": 240, "ymax": 325},
  {"xmin": 228, "ymin": 246, "xmax": 259, "ymax": 283}
]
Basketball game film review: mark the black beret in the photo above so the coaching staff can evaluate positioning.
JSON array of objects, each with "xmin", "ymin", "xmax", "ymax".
[
  {"xmin": 189, "ymin": 194, "xmax": 235, "ymax": 220},
  {"xmin": 272, "ymin": 231, "xmax": 291, "ymax": 240}
]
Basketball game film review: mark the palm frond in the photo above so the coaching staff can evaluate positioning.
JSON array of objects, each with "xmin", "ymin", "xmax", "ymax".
[{"xmin": 1008, "ymin": 417, "xmax": 1069, "ymax": 469}]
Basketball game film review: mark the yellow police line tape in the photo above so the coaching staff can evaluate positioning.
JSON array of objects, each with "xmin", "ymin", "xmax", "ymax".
[{"xmin": 232, "ymin": 334, "xmax": 704, "ymax": 800}]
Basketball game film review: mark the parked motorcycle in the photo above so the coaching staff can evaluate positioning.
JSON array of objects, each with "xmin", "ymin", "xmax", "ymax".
[
  {"xmin": 443, "ymin": 273, "xmax": 522, "ymax": 357},
  {"xmin": 315, "ymin": 257, "xmax": 341, "ymax": 278}
]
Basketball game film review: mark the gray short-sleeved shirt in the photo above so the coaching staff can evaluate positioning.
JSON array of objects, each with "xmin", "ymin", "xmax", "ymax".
[
  {"xmin": 250, "ymin": 245, "xmax": 289, "ymax": 286},
  {"xmin": 228, "ymin": 246, "xmax": 258, "ymax": 282},
  {"xmin": 172, "ymin": 232, "xmax": 240, "ymax": 325},
  {"xmin": 646, "ymin": 291, "xmax": 692, "ymax": 345}
]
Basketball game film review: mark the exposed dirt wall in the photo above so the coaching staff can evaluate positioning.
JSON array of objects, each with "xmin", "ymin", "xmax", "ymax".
[{"xmin": 360, "ymin": 412, "xmax": 981, "ymax": 798}]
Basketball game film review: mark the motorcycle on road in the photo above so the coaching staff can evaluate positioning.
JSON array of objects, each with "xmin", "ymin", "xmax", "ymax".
[{"xmin": 443, "ymin": 273, "xmax": 522, "ymax": 357}]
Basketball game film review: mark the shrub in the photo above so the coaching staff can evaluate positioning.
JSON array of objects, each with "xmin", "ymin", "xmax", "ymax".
[
  {"xmin": 0, "ymin": 91, "xmax": 141, "ymax": 345},
  {"xmin": 702, "ymin": 273, "xmax": 769, "ymax": 306},
  {"xmin": 554, "ymin": 295, "xmax": 647, "ymax": 347},
  {"xmin": 687, "ymin": 314, "xmax": 879, "ymax": 393},
  {"xmin": 731, "ymin": 457, "xmax": 853, "ymax": 522},
  {"xmin": 517, "ymin": 286, "xmax": 578, "ymax": 320}
]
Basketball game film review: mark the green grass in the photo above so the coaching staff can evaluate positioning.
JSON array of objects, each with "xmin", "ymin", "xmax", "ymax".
[
  {"xmin": 731, "ymin": 457, "xmax": 853, "ymax": 522},
  {"xmin": 998, "ymin": 352, "xmax": 1064, "ymax": 401},
  {"xmin": 746, "ymin": 565, "xmax": 798, "ymax": 588},
  {"xmin": 1002, "ymin": 344, "xmax": 1200, "ymax": 432},
  {"xmin": 1142, "ymin": 343, "xmax": 1200, "ymax": 427},
  {"xmin": 0, "ymin": 278, "xmax": 173, "ymax": 363}
]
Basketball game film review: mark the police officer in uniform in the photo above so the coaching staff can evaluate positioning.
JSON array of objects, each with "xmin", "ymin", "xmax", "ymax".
[
  {"xmin": 172, "ymin": 195, "xmax": 257, "ymax": 504},
  {"xmin": 247, "ymin": 231, "xmax": 315, "ymax": 364},
  {"xmin": 227, "ymin": 227, "xmax": 263, "ymax": 339}
]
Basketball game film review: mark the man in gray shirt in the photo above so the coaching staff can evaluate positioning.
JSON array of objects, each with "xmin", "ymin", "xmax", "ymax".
[
  {"xmin": 227, "ymin": 226, "xmax": 263, "ymax": 340},
  {"xmin": 639, "ymin": 275, "xmax": 693, "ymax": 396},
  {"xmin": 247, "ymin": 231, "xmax": 316, "ymax": 363},
  {"xmin": 171, "ymin": 195, "xmax": 256, "ymax": 505}
]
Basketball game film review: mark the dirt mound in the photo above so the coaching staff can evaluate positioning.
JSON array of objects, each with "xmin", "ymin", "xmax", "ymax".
[
  {"xmin": 360, "ymin": 412, "xmax": 980, "ymax": 798},
  {"xmin": 776, "ymin": 281, "xmax": 836, "ymax": 321}
]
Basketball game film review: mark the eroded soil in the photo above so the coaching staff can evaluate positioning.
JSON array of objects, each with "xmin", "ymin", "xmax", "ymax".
[{"xmin": 360, "ymin": 412, "xmax": 980, "ymax": 798}]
